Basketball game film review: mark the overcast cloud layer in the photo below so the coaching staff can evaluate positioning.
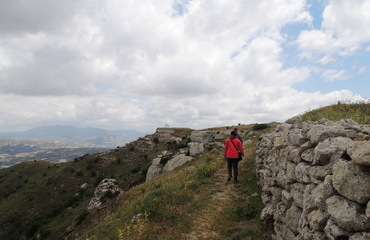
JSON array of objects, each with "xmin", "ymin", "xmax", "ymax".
[{"xmin": 0, "ymin": 0, "xmax": 369, "ymax": 132}]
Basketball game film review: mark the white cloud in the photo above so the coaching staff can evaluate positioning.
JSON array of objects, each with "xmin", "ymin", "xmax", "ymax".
[
  {"xmin": 322, "ymin": 69, "xmax": 349, "ymax": 82},
  {"xmin": 322, "ymin": 0, "xmax": 370, "ymax": 44},
  {"xmin": 0, "ymin": 0, "xmax": 89, "ymax": 35},
  {"xmin": 0, "ymin": 94, "xmax": 147, "ymax": 131},
  {"xmin": 296, "ymin": 0, "xmax": 370, "ymax": 62},
  {"xmin": 0, "ymin": 0, "xmax": 367, "ymax": 132},
  {"xmin": 296, "ymin": 30, "xmax": 337, "ymax": 58},
  {"xmin": 319, "ymin": 55, "xmax": 335, "ymax": 65},
  {"xmin": 1, "ymin": 87, "xmax": 362, "ymax": 133},
  {"xmin": 1, "ymin": 0, "xmax": 310, "ymax": 98},
  {"xmin": 359, "ymin": 66, "xmax": 367, "ymax": 74}
]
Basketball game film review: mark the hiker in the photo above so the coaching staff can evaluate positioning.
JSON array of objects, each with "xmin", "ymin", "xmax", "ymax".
[
  {"xmin": 224, "ymin": 131, "xmax": 244, "ymax": 183},
  {"xmin": 233, "ymin": 127, "xmax": 243, "ymax": 143}
]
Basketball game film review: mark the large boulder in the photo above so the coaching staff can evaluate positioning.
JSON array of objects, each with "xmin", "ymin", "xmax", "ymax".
[
  {"xmin": 190, "ymin": 130, "xmax": 216, "ymax": 143},
  {"xmin": 285, "ymin": 115, "xmax": 302, "ymax": 124},
  {"xmin": 163, "ymin": 154, "xmax": 193, "ymax": 173},
  {"xmin": 313, "ymin": 137, "xmax": 354, "ymax": 165},
  {"xmin": 326, "ymin": 195, "xmax": 370, "ymax": 232},
  {"xmin": 87, "ymin": 179, "xmax": 122, "ymax": 211},
  {"xmin": 307, "ymin": 124, "xmax": 345, "ymax": 145},
  {"xmin": 146, "ymin": 157, "xmax": 163, "ymax": 181},
  {"xmin": 188, "ymin": 142, "xmax": 205, "ymax": 157},
  {"xmin": 332, "ymin": 160, "xmax": 370, "ymax": 204},
  {"xmin": 347, "ymin": 140, "xmax": 370, "ymax": 167}
]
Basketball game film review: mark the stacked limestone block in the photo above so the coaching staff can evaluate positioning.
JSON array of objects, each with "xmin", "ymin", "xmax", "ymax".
[{"xmin": 255, "ymin": 117, "xmax": 370, "ymax": 240}]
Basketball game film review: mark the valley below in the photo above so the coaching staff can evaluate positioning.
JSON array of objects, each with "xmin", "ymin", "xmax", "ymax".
[
  {"xmin": 0, "ymin": 125, "xmax": 147, "ymax": 167},
  {"xmin": 0, "ymin": 140, "xmax": 109, "ymax": 168}
]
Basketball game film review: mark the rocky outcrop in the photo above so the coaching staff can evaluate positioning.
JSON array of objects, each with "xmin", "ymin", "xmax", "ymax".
[
  {"xmin": 145, "ymin": 128, "xmax": 230, "ymax": 181},
  {"xmin": 146, "ymin": 156, "xmax": 164, "ymax": 181},
  {"xmin": 256, "ymin": 117, "xmax": 370, "ymax": 240},
  {"xmin": 153, "ymin": 128, "xmax": 184, "ymax": 143},
  {"xmin": 189, "ymin": 129, "xmax": 229, "ymax": 143},
  {"xmin": 163, "ymin": 154, "xmax": 193, "ymax": 173},
  {"xmin": 146, "ymin": 150, "xmax": 193, "ymax": 181},
  {"xmin": 87, "ymin": 179, "xmax": 122, "ymax": 211},
  {"xmin": 188, "ymin": 142, "xmax": 205, "ymax": 157}
]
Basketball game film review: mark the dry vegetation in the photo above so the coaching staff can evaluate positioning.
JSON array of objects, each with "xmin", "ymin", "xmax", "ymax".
[
  {"xmin": 78, "ymin": 131, "xmax": 273, "ymax": 240},
  {"xmin": 301, "ymin": 102, "xmax": 370, "ymax": 124}
]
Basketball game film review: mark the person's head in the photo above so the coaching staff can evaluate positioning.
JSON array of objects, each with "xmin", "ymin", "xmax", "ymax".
[
  {"xmin": 230, "ymin": 131, "xmax": 237, "ymax": 137},
  {"xmin": 233, "ymin": 127, "xmax": 238, "ymax": 132}
]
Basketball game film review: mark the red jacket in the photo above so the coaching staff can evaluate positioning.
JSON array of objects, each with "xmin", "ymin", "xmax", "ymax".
[{"xmin": 224, "ymin": 137, "xmax": 244, "ymax": 159}]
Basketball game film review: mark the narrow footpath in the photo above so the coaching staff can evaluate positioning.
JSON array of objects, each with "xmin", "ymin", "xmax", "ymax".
[
  {"xmin": 184, "ymin": 139, "xmax": 268, "ymax": 240},
  {"xmin": 185, "ymin": 164, "xmax": 240, "ymax": 240}
]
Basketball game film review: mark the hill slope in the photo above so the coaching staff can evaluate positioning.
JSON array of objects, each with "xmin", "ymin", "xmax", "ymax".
[
  {"xmin": 0, "ymin": 129, "xmax": 176, "ymax": 240},
  {"xmin": 75, "ymin": 102, "xmax": 370, "ymax": 239},
  {"xmin": 76, "ymin": 127, "xmax": 273, "ymax": 240},
  {"xmin": 0, "ymin": 102, "xmax": 368, "ymax": 240},
  {"xmin": 301, "ymin": 102, "xmax": 370, "ymax": 124}
]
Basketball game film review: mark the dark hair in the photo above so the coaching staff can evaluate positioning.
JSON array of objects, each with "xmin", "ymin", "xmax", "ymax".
[{"xmin": 230, "ymin": 131, "xmax": 237, "ymax": 136}]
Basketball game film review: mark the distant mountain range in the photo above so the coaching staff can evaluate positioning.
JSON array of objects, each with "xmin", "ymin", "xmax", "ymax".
[{"xmin": 0, "ymin": 125, "xmax": 147, "ymax": 148}]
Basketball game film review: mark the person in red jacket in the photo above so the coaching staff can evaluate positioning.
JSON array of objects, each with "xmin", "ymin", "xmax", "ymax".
[{"xmin": 224, "ymin": 131, "xmax": 244, "ymax": 183}]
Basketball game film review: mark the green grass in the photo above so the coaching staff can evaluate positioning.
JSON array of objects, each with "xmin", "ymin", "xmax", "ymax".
[
  {"xmin": 0, "ymin": 135, "xmax": 173, "ymax": 240},
  {"xmin": 0, "ymin": 161, "xmax": 92, "ymax": 239},
  {"xmin": 2, "ymin": 103, "xmax": 369, "ymax": 239},
  {"xmin": 3, "ymin": 100, "xmax": 369, "ymax": 240},
  {"xmin": 79, "ymin": 149, "xmax": 226, "ymax": 240},
  {"xmin": 215, "ymin": 139, "xmax": 273, "ymax": 240},
  {"xmin": 301, "ymin": 102, "xmax": 370, "ymax": 124},
  {"xmin": 78, "ymin": 131, "xmax": 273, "ymax": 240}
]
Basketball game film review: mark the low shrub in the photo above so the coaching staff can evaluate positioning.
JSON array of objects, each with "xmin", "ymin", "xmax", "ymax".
[{"xmin": 252, "ymin": 123, "xmax": 269, "ymax": 131}]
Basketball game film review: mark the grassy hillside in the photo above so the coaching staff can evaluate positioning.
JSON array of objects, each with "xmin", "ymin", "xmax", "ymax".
[
  {"xmin": 1, "ymin": 103, "xmax": 368, "ymax": 240},
  {"xmin": 76, "ymin": 126, "xmax": 273, "ymax": 240},
  {"xmin": 75, "ymin": 103, "xmax": 370, "ymax": 239},
  {"xmin": 0, "ymin": 132, "xmax": 181, "ymax": 240},
  {"xmin": 301, "ymin": 102, "xmax": 370, "ymax": 124}
]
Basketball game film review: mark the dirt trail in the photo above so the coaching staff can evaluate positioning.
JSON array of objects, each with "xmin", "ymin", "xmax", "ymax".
[{"xmin": 185, "ymin": 165, "xmax": 239, "ymax": 240}]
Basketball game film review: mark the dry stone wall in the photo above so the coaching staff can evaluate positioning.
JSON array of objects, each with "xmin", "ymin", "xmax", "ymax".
[{"xmin": 255, "ymin": 117, "xmax": 370, "ymax": 240}]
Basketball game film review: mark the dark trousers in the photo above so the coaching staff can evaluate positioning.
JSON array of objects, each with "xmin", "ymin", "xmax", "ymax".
[{"xmin": 227, "ymin": 158, "xmax": 239, "ymax": 181}]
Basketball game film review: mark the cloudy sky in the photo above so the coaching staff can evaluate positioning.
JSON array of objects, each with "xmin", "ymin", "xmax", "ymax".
[{"xmin": 0, "ymin": 0, "xmax": 369, "ymax": 133}]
